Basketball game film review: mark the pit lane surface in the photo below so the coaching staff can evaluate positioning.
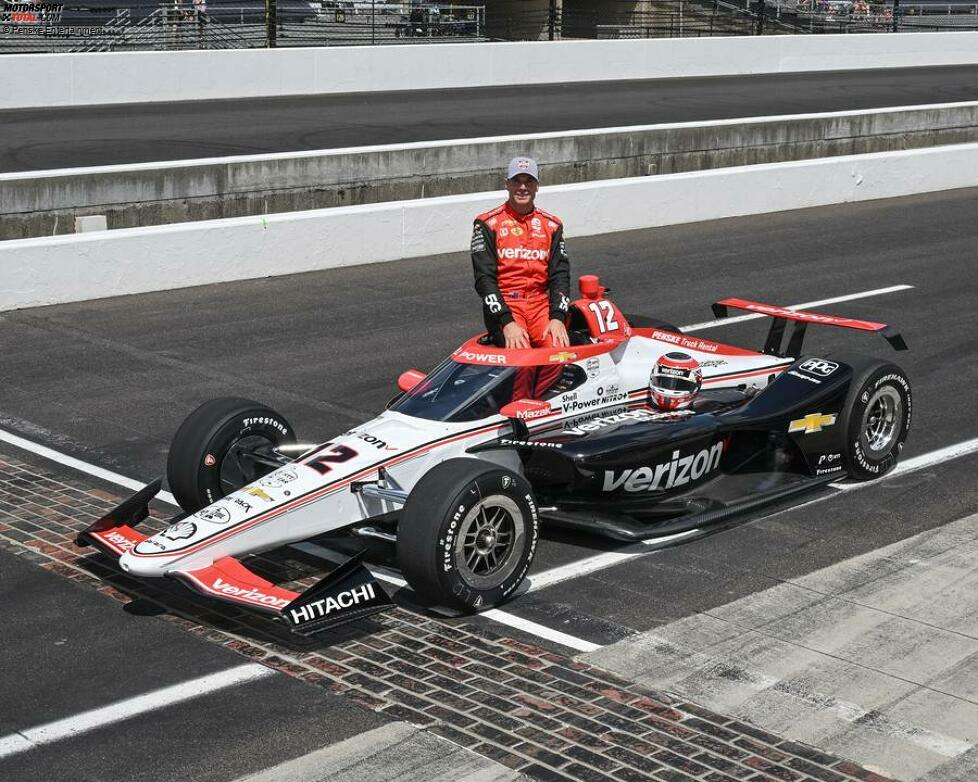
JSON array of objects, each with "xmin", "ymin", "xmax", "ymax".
[
  {"xmin": 2, "ymin": 186, "xmax": 978, "ymax": 778},
  {"xmin": 3, "ymin": 65, "xmax": 978, "ymax": 172}
]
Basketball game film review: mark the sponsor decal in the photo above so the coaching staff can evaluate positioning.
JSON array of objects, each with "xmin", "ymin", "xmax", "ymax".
[
  {"xmin": 261, "ymin": 467, "xmax": 298, "ymax": 488},
  {"xmin": 603, "ymin": 441, "xmax": 724, "ymax": 492},
  {"xmin": 288, "ymin": 582, "xmax": 377, "ymax": 624},
  {"xmin": 500, "ymin": 439, "xmax": 563, "ymax": 449},
  {"xmin": 562, "ymin": 391, "xmax": 629, "ymax": 413},
  {"xmin": 501, "ymin": 475, "xmax": 515, "ymax": 489},
  {"xmin": 443, "ymin": 502, "xmax": 466, "ymax": 572},
  {"xmin": 816, "ymin": 467, "xmax": 844, "ymax": 476},
  {"xmin": 244, "ymin": 487, "xmax": 274, "ymax": 502},
  {"xmin": 358, "ymin": 433, "xmax": 397, "ymax": 451},
  {"xmin": 194, "ymin": 505, "xmax": 232, "ymax": 525},
  {"xmin": 212, "ymin": 577, "xmax": 290, "ymax": 609},
  {"xmin": 497, "ymin": 247, "xmax": 547, "ymax": 262},
  {"xmin": 798, "ymin": 358, "xmax": 839, "ymax": 378},
  {"xmin": 161, "ymin": 520, "xmax": 197, "ymax": 541},
  {"xmin": 203, "ymin": 453, "xmax": 217, "ymax": 467},
  {"xmin": 788, "ymin": 412, "xmax": 837, "ymax": 435},
  {"xmin": 516, "ymin": 406, "xmax": 551, "ymax": 421},
  {"xmin": 699, "ymin": 359, "xmax": 728, "ymax": 369},
  {"xmin": 817, "ymin": 452, "xmax": 842, "ymax": 466},
  {"xmin": 564, "ymin": 408, "xmax": 691, "ymax": 435},
  {"xmin": 511, "ymin": 226, "xmax": 524, "ymax": 236},
  {"xmin": 557, "ymin": 292, "xmax": 570, "ymax": 313},
  {"xmin": 242, "ymin": 416, "xmax": 289, "ymax": 436},
  {"xmin": 585, "ymin": 358, "xmax": 600, "ymax": 378},
  {"xmin": 549, "ymin": 351, "xmax": 577, "ymax": 363},
  {"xmin": 652, "ymin": 331, "xmax": 719, "ymax": 354},
  {"xmin": 103, "ymin": 529, "xmax": 138, "ymax": 552},
  {"xmin": 483, "ymin": 293, "xmax": 502, "ymax": 314},
  {"xmin": 531, "ymin": 217, "xmax": 542, "ymax": 230},
  {"xmin": 229, "ymin": 496, "xmax": 253, "ymax": 514},
  {"xmin": 787, "ymin": 370, "xmax": 821, "ymax": 384},
  {"xmin": 470, "ymin": 225, "xmax": 486, "ymax": 252},
  {"xmin": 454, "ymin": 349, "xmax": 507, "ymax": 365}
]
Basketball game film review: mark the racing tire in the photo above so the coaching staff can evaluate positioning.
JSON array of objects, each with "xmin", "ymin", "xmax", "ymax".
[
  {"xmin": 835, "ymin": 354, "xmax": 912, "ymax": 481},
  {"xmin": 623, "ymin": 314, "xmax": 684, "ymax": 334},
  {"xmin": 166, "ymin": 397, "xmax": 297, "ymax": 512},
  {"xmin": 397, "ymin": 458, "xmax": 539, "ymax": 612}
]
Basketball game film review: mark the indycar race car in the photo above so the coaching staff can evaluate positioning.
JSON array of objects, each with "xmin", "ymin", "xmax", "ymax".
[{"xmin": 77, "ymin": 275, "xmax": 911, "ymax": 633}]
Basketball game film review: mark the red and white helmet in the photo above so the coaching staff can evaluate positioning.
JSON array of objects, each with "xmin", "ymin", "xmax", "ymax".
[{"xmin": 649, "ymin": 352, "xmax": 702, "ymax": 410}]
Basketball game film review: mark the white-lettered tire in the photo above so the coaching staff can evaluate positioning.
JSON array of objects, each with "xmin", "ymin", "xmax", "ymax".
[
  {"xmin": 836, "ymin": 355, "xmax": 912, "ymax": 481},
  {"xmin": 397, "ymin": 458, "xmax": 539, "ymax": 611},
  {"xmin": 166, "ymin": 397, "xmax": 296, "ymax": 512}
]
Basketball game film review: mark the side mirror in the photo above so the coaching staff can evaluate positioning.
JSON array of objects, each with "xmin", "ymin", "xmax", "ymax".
[
  {"xmin": 397, "ymin": 369, "xmax": 425, "ymax": 393},
  {"xmin": 499, "ymin": 399, "xmax": 552, "ymax": 421}
]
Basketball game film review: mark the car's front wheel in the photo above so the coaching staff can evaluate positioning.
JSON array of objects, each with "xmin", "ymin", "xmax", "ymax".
[
  {"xmin": 166, "ymin": 397, "xmax": 297, "ymax": 512},
  {"xmin": 397, "ymin": 459, "xmax": 539, "ymax": 611}
]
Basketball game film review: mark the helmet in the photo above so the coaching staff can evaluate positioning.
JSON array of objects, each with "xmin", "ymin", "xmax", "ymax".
[{"xmin": 650, "ymin": 352, "xmax": 702, "ymax": 410}]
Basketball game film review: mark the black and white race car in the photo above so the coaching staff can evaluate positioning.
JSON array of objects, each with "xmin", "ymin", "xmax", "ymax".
[{"xmin": 78, "ymin": 275, "xmax": 911, "ymax": 632}]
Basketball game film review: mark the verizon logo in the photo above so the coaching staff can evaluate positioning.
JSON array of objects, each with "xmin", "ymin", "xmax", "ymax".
[
  {"xmin": 211, "ymin": 577, "xmax": 290, "ymax": 609},
  {"xmin": 498, "ymin": 247, "xmax": 547, "ymax": 261},
  {"xmin": 603, "ymin": 441, "xmax": 723, "ymax": 492}
]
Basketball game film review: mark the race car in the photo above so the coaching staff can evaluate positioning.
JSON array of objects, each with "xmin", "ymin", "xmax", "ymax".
[{"xmin": 77, "ymin": 275, "xmax": 911, "ymax": 632}]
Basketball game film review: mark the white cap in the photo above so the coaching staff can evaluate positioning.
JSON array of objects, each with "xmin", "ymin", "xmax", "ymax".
[{"xmin": 506, "ymin": 156, "xmax": 539, "ymax": 181}]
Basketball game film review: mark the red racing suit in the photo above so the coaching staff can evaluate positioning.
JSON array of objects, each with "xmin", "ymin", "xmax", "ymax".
[{"xmin": 471, "ymin": 202, "xmax": 571, "ymax": 345}]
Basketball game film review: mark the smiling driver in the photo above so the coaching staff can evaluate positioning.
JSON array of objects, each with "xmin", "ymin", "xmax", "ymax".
[{"xmin": 471, "ymin": 156, "xmax": 571, "ymax": 350}]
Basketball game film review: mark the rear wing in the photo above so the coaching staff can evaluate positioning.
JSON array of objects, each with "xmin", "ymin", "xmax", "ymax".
[{"xmin": 711, "ymin": 298, "xmax": 907, "ymax": 356}]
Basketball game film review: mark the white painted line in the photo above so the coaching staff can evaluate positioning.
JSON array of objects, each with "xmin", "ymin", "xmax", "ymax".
[
  {"xmin": 480, "ymin": 608, "xmax": 601, "ymax": 653},
  {"xmin": 8, "ymin": 102, "xmax": 976, "ymax": 180},
  {"xmin": 829, "ymin": 434, "xmax": 978, "ymax": 490},
  {"xmin": 681, "ymin": 284, "xmax": 914, "ymax": 332},
  {"xmin": 0, "ymin": 427, "xmax": 178, "ymax": 507},
  {"xmin": 526, "ymin": 530, "xmax": 699, "ymax": 593},
  {"xmin": 0, "ymin": 663, "xmax": 272, "ymax": 759}
]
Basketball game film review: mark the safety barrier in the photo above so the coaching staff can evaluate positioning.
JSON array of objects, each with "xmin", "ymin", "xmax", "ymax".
[
  {"xmin": 1, "ymin": 142, "xmax": 976, "ymax": 311},
  {"xmin": 3, "ymin": 31, "xmax": 978, "ymax": 110},
  {"xmin": 5, "ymin": 101, "xmax": 978, "ymax": 240}
]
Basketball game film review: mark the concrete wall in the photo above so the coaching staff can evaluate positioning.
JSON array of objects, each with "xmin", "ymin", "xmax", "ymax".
[
  {"xmin": 1, "ymin": 142, "xmax": 976, "ymax": 312},
  {"xmin": 5, "ymin": 102, "xmax": 977, "ymax": 240},
  {"xmin": 4, "ymin": 32, "xmax": 978, "ymax": 110}
]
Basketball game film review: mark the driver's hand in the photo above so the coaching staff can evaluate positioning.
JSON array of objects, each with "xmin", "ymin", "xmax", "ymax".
[
  {"xmin": 544, "ymin": 319, "xmax": 570, "ymax": 348},
  {"xmin": 503, "ymin": 321, "xmax": 531, "ymax": 349}
]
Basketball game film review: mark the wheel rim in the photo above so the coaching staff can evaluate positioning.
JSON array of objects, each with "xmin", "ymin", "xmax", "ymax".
[
  {"xmin": 859, "ymin": 386, "xmax": 903, "ymax": 457},
  {"xmin": 454, "ymin": 495, "xmax": 525, "ymax": 589},
  {"xmin": 219, "ymin": 434, "xmax": 275, "ymax": 494}
]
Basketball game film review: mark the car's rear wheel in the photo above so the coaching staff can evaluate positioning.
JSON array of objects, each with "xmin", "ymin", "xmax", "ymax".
[
  {"xmin": 836, "ymin": 355, "xmax": 912, "ymax": 481},
  {"xmin": 397, "ymin": 459, "xmax": 539, "ymax": 611},
  {"xmin": 166, "ymin": 397, "xmax": 296, "ymax": 512}
]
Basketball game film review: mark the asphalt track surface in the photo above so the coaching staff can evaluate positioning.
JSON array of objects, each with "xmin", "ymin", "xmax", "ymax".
[
  {"xmin": 2, "ymin": 185, "xmax": 978, "ymax": 778},
  {"xmin": 4, "ymin": 64, "xmax": 978, "ymax": 172}
]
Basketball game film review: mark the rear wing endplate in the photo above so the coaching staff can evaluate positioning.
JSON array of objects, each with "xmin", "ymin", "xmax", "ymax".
[{"xmin": 711, "ymin": 298, "xmax": 907, "ymax": 356}]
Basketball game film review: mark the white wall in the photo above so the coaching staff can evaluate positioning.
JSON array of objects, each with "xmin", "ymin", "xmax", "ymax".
[
  {"xmin": 5, "ymin": 32, "xmax": 978, "ymax": 110},
  {"xmin": 1, "ymin": 142, "xmax": 976, "ymax": 312}
]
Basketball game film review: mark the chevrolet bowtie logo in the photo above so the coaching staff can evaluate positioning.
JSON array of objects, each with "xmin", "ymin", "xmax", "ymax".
[
  {"xmin": 549, "ymin": 351, "xmax": 577, "ymax": 362},
  {"xmin": 788, "ymin": 412, "xmax": 837, "ymax": 434}
]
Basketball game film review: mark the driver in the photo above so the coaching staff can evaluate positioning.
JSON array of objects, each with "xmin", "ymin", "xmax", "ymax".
[
  {"xmin": 649, "ymin": 352, "xmax": 702, "ymax": 410},
  {"xmin": 471, "ymin": 156, "xmax": 571, "ymax": 350}
]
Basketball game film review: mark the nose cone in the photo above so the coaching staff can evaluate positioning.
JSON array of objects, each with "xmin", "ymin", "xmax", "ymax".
[{"xmin": 119, "ymin": 549, "xmax": 170, "ymax": 578}]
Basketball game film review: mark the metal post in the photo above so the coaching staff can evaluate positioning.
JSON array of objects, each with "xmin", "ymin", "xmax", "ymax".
[
  {"xmin": 548, "ymin": 0, "xmax": 556, "ymax": 40},
  {"xmin": 892, "ymin": 0, "xmax": 900, "ymax": 30},
  {"xmin": 265, "ymin": 0, "xmax": 276, "ymax": 46},
  {"xmin": 372, "ymin": 0, "xmax": 375, "ymax": 44}
]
